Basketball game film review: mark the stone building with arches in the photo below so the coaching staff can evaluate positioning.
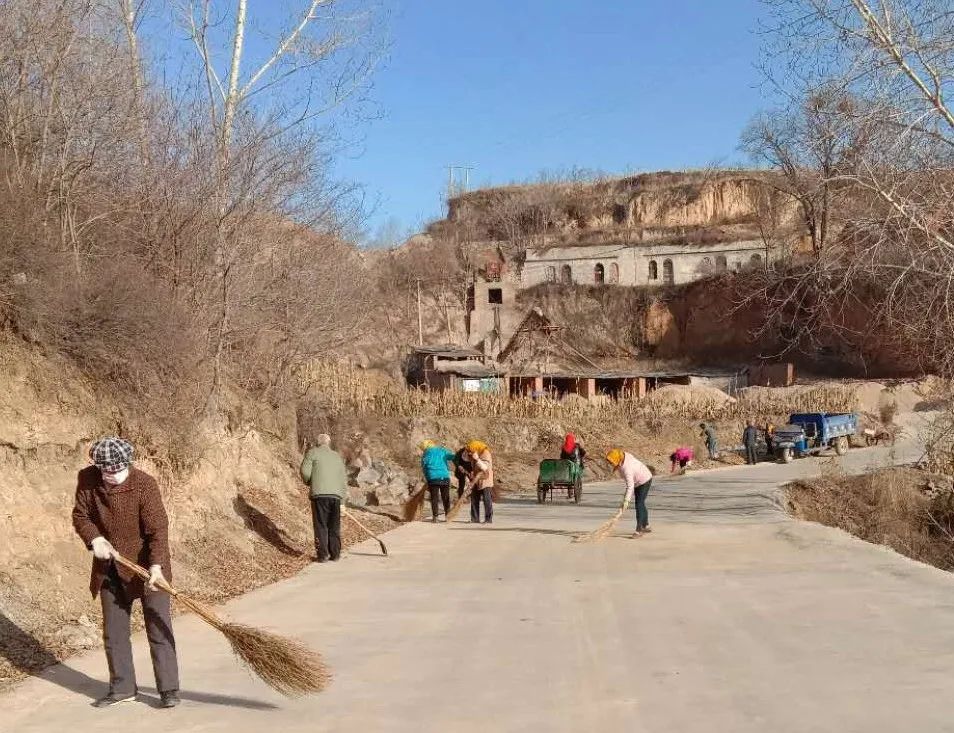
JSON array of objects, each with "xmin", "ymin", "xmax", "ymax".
[{"xmin": 523, "ymin": 238, "xmax": 771, "ymax": 288}]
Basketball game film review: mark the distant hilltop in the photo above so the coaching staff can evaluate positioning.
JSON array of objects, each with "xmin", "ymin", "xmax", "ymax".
[{"xmin": 437, "ymin": 169, "xmax": 801, "ymax": 253}]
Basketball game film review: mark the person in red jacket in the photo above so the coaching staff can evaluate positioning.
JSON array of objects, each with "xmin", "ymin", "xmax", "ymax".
[{"xmin": 72, "ymin": 437, "xmax": 180, "ymax": 709}]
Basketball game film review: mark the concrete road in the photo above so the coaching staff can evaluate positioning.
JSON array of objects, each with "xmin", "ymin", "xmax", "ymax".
[{"xmin": 5, "ymin": 434, "xmax": 954, "ymax": 732}]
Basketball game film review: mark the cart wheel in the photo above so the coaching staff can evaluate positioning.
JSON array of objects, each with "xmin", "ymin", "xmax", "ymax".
[
  {"xmin": 835, "ymin": 436, "xmax": 848, "ymax": 456},
  {"xmin": 780, "ymin": 447, "xmax": 794, "ymax": 464},
  {"xmin": 573, "ymin": 477, "xmax": 582, "ymax": 504}
]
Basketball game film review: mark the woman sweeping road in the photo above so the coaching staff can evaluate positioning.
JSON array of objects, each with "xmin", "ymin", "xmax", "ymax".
[{"xmin": 607, "ymin": 449, "xmax": 654, "ymax": 537}]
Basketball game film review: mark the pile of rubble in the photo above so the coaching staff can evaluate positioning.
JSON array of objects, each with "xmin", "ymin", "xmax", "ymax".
[{"xmin": 346, "ymin": 447, "xmax": 415, "ymax": 508}]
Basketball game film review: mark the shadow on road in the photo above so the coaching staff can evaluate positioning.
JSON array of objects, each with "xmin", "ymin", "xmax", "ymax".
[
  {"xmin": 138, "ymin": 685, "xmax": 278, "ymax": 710},
  {"xmin": 1, "ymin": 612, "xmax": 279, "ymax": 710},
  {"xmin": 0, "ymin": 611, "xmax": 101, "ymax": 699},
  {"xmin": 449, "ymin": 526, "xmax": 582, "ymax": 539}
]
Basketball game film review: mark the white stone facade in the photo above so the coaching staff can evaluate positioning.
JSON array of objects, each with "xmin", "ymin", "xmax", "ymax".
[{"xmin": 522, "ymin": 239, "xmax": 771, "ymax": 287}]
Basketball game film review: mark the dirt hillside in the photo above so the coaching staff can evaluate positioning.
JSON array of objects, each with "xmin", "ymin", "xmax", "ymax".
[{"xmin": 0, "ymin": 338, "xmax": 394, "ymax": 689}]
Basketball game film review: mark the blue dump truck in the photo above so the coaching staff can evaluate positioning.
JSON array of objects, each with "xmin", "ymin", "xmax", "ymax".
[{"xmin": 772, "ymin": 412, "xmax": 859, "ymax": 463}]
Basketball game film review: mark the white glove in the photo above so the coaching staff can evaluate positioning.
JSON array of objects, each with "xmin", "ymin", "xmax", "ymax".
[
  {"xmin": 147, "ymin": 564, "xmax": 166, "ymax": 592},
  {"xmin": 91, "ymin": 536, "xmax": 116, "ymax": 561}
]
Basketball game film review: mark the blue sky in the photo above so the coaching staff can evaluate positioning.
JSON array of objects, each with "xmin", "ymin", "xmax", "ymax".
[{"xmin": 336, "ymin": 1, "xmax": 770, "ymax": 241}]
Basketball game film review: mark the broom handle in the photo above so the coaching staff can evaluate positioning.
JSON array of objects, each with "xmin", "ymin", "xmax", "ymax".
[
  {"xmin": 111, "ymin": 553, "xmax": 224, "ymax": 629},
  {"xmin": 342, "ymin": 508, "xmax": 377, "ymax": 539}
]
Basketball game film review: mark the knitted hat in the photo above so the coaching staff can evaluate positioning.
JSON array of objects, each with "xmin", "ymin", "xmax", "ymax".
[{"xmin": 89, "ymin": 436, "xmax": 134, "ymax": 473}]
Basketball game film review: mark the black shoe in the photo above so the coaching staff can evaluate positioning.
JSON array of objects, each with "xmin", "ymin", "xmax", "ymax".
[
  {"xmin": 484, "ymin": 519, "xmax": 493, "ymax": 524},
  {"xmin": 159, "ymin": 691, "xmax": 180, "ymax": 709},
  {"xmin": 93, "ymin": 691, "xmax": 137, "ymax": 708}
]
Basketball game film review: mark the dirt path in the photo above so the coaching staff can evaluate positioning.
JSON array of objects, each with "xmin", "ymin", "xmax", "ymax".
[{"xmin": 4, "ymin": 431, "xmax": 954, "ymax": 732}]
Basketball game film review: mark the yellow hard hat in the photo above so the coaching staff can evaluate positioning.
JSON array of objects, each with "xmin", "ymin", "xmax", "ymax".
[
  {"xmin": 419, "ymin": 439, "xmax": 436, "ymax": 451},
  {"xmin": 466, "ymin": 439, "xmax": 488, "ymax": 455},
  {"xmin": 606, "ymin": 449, "xmax": 625, "ymax": 467}
]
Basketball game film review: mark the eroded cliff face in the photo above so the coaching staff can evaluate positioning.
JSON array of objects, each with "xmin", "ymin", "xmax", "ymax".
[
  {"xmin": 446, "ymin": 171, "xmax": 795, "ymax": 243},
  {"xmin": 627, "ymin": 177, "xmax": 767, "ymax": 229}
]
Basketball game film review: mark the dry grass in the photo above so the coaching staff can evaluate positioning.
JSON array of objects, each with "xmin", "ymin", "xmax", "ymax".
[
  {"xmin": 787, "ymin": 467, "xmax": 954, "ymax": 572},
  {"xmin": 302, "ymin": 362, "xmax": 858, "ymax": 423}
]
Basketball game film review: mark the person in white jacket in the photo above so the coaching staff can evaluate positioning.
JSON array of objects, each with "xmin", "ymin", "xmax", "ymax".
[{"xmin": 606, "ymin": 449, "xmax": 654, "ymax": 536}]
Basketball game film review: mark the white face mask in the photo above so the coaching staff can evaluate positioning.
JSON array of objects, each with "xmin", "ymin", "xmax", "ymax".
[{"xmin": 102, "ymin": 468, "xmax": 130, "ymax": 485}]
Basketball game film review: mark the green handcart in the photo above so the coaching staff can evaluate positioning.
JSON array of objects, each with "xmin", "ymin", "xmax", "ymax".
[{"xmin": 536, "ymin": 459, "xmax": 583, "ymax": 504}]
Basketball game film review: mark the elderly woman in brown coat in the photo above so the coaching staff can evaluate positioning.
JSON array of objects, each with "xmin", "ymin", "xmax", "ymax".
[{"xmin": 72, "ymin": 437, "xmax": 180, "ymax": 709}]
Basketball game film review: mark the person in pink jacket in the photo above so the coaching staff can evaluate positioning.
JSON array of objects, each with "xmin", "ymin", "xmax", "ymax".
[
  {"xmin": 606, "ymin": 449, "xmax": 654, "ymax": 536},
  {"xmin": 669, "ymin": 446, "xmax": 694, "ymax": 474}
]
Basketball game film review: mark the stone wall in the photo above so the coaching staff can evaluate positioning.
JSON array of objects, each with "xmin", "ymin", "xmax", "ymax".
[{"xmin": 522, "ymin": 239, "xmax": 771, "ymax": 288}]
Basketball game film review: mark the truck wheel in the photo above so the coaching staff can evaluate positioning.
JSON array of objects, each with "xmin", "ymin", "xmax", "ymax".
[
  {"xmin": 835, "ymin": 436, "xmax": 848, "ymax": 456},
  {"xmin": 780, "ymin": 447, "xmax": 794, "ymax": 464}
]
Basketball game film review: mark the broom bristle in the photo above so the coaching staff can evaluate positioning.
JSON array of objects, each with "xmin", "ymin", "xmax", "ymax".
[
  {"xmin": 572, "ymin": 509, "xmax": 624, "ymax": 543},
  {"xmin": 445, "ymin": 487, "xmax": 470, "ymax": 522},
  {"xmin": 223, "ymin": 623, "xmax": 331, "ymax": 697},
  {"xmin": 401, "ymin": 484, "xmax": 428, "ymax": 522}
]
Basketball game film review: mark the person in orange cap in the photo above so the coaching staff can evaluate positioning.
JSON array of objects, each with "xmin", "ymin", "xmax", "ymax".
[{"xmin": 606, "ymin": 448, "xmax": 654, "ymax": 536}]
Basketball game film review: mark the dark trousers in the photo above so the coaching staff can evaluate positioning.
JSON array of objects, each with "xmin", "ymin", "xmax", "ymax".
[
  {"xmin": 470, "ymin": 487, "xmax": 493, "ymax": 523},
  {"xmin": 455, "ymin": 474, "xmax": 468, "ymax": 498},
  {"xmin": 310, "ymin": 496, "xmax": 341, "ymax": 561},
  {"xmin": 100, "ymin": 570, "xmax": 179, "ymax": 696},
  {"xmin": 428, "ymin": 479, "xmax": 451, "ymax": 519},
  {"xmin": 634, "ymin": 479, "xmax": 652, "ymax": 531},
  {"xmin": 745, "ymin": 445, "xmax": 758, "ymax": 465}
]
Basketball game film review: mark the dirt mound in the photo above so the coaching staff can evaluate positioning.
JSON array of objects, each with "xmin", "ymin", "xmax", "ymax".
[{"xmin": 646, "ymin": 384, "xmax": 736, "ymax": 407}]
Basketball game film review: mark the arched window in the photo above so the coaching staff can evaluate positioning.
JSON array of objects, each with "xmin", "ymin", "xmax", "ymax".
[
  {"xmin": 609, "ymin": 263, "xmax": 620, "ymax": 284},
  {"xmin": 648, "ymin": 260, "xmax": 658, "ymax": 280},
  {"xmin": 750, "ymin": 253, "xmax": 763, "ymax": 267},
  {"xmin": 546, "ymin": 265, "xmax": 556, "ymax": 283},
  {"xmin": 663, "ymin": 259, "xmax": 674, "ymax": 285},
  {"xmin": 560, "ymin": 264, "xmax": 572, "ymax": 284},
  {"xmin": 715, "ymin": 255, "xmax": 728, "ymax": 272},
  {"xmin": 701, "ymin": 256, "xmax": 712, "ymax": 270},
  {"xmin": 594, "ymin": 263, "xmax": 605, "ymax": 284}
]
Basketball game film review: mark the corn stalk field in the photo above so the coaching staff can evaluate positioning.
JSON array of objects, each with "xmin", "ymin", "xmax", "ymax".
[{"xmin": 301, "ymin": 362, "xmax": 859, "ymax": 422}]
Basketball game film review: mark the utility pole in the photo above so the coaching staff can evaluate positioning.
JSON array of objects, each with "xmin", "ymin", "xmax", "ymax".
[{"xmin": 416, "ymin": 277, "xmax": 423, "ymax": 346}]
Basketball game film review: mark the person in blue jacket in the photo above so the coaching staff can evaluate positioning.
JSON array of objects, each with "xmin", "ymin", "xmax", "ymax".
[{"xmin": 420, "ymin": 440, "xmax": 456, "ymax": 522}]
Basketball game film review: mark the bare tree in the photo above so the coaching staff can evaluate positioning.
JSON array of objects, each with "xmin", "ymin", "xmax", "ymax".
[{"xmin": 744, "ymin": 0, "xmax": 954, "ymax": 374}]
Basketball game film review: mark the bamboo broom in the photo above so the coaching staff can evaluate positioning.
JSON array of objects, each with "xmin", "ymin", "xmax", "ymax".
[
  {"xmin": 572, "ymin": 497, "xmax": 632, "ymax": 544},
  {"xmin": 401, "ymin": 482, "xmax": 428, "ymax": 522},
  {"xmin": 341, "ymin": 508, "xmax": 388, "ymax": 556},
  {"xmin": 112, "ymin": 554, "xmax": 330, "ymax": 696},
  {"xmin": 445, "ymin": 479, "xmax": 473, "ymax": 523}
]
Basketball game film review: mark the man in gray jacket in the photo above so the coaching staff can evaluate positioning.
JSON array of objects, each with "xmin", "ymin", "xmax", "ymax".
[{"xmin": 300, "ymin": 434, "xmax": 348, "ymax": 562}]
